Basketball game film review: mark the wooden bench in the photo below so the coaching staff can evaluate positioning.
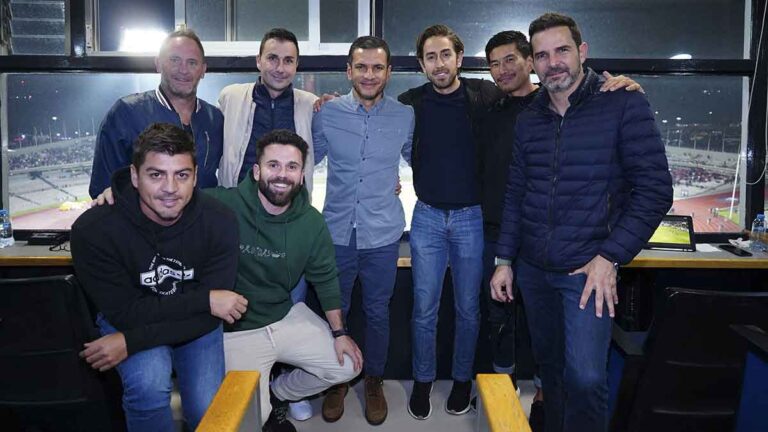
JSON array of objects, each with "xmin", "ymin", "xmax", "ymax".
[
  {"xmin": 197, "ymin": 371, "xmax": 261, "ymax": 432},
  {"xmin": 476, "ymin": 373, "xmax": 531, "ymax": 432}
]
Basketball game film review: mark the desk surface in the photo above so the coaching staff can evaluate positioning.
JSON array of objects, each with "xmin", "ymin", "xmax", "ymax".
[{"xmin": 1, "ymin": 242, "xmax": 767, "ymax": 269}]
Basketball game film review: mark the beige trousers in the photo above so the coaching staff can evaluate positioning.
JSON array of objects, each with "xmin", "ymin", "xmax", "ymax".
[{"xmin": 223, "ymin": 302, "xmax": 358, "ymax": 424}]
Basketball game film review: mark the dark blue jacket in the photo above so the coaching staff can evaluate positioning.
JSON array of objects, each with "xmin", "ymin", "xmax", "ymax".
[
  {"xmin": 496, "ymin": 68, "xmax": 673, "ymax": 271},
  {"xmin": 89, "ymin": 89, "xmax": 224, "ymax": 198}
]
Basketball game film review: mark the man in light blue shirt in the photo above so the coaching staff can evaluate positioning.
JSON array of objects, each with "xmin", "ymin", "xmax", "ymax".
[{"xmin": 312, "ymin": 36, "xmax": 413, "ymax": 426}]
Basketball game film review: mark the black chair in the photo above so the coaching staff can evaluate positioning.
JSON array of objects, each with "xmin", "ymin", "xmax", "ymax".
[
  {"xmin": 610, "ymin": 287, "xmax": 768, "ymax": 432},
  {"xmin": 0, "ymin": 275, "xmax": 124, "ymax": 431}
]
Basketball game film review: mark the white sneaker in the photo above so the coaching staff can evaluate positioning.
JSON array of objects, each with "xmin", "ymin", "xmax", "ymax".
[{"xmin": 289, "ymin": 399, "xmax": 313, "ymax": 421}]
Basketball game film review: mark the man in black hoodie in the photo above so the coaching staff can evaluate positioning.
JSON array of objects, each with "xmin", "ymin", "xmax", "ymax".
[{"xmin": 71, "ymin": 123, "xmax": 248, "ymax": 432}]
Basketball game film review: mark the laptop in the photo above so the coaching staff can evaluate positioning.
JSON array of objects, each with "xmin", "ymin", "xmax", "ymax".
[{"xmin": 645, "ymin": 215, "xmax": 697, "ymax": 252}]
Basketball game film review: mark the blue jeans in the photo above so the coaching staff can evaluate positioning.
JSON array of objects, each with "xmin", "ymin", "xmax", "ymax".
[
  {"xmin": 335, "ymin": 230, "xmax": 399, "ymax": 377},
  {"xmin": 516, "ymin": 259, "xmax": 612, "ymax": 432},
  {"xmin": 96, "ymin": 315, "xmax": 224, "ymax": 432},
  {"xmin": 410, "ymin": 201, "xmax": 483, "ymax": 382}
]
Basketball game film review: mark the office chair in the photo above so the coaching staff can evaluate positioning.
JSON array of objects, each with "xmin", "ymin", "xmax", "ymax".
[
  {"xmin": 0, "ymin": 274, "xmax": 124, "ymax": 431},
  {"xmin": 610, "ymin": 287, "xmax": 768, "ymax": 432}
]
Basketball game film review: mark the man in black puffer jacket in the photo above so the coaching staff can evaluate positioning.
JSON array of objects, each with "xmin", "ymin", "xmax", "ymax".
[{"xmin": 491, "ymin": 13, "xmax": 673, "ymax": 432}]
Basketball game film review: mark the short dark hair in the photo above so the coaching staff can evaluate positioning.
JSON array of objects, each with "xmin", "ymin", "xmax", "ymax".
[
  {"xmin": 348, "ymin": 36, "xmax": 391, "ymax": 66},
  {"xmin": 485, "ymin": 30, "xmax": 531, "ymax": 63},
  {"xmin": 416, "ymin": 24, "xmax": 464, "ymax": 60},
  {"xmin": 260, "ymin": 28, "xmax": 300, "ymax": 57},
  {"xmin": 132, "ymin": 123, "xmax": 196, "ymax": 168},
  {"xmin": 529, "ymin": 13, "xmax": 583, "ymax": 48},
  {"xmin": 256, "ymin": 129, "xmax": 308, "ymax": 167},
  {"xmin": 161, "ymin": 28, "xmax": 205, "ymax": 59}
]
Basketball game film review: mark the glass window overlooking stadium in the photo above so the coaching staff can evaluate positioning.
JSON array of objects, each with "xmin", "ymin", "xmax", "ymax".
[{"xmin": 3, "ymin": 71, "xmax": 750, "ymax": 233}]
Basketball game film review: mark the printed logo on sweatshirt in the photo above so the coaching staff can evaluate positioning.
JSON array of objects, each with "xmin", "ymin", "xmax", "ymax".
[
  {"xmin": 239, "ymin": 243, "xmax": 286, "ymax": 259},
  {"xmin": 139, "ymin": 255, "xmax": 195, "ymax": 296}
]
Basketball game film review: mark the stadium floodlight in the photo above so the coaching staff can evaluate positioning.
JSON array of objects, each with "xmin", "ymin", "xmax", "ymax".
[{"xmin": 119, "ymin": 28, "xmax": 167, "ymax": 53}]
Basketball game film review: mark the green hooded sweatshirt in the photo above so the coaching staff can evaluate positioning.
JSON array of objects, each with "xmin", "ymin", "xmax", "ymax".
[{"xmin": 205, "ymin": 174, "xmax": 340, "ymax": 331}]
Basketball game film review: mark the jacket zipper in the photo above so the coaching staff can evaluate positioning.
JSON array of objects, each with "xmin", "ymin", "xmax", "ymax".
[
  {"xmin": 544, "ymin": 115, "xmax": 564, "ymax": 268},
  {"xmin": 204, "ymin": 131, "xmax": 210, "ymax": 168},
  {"xmin": 271, "ymin": 99, "xmax": 275, "ymax": 129}
]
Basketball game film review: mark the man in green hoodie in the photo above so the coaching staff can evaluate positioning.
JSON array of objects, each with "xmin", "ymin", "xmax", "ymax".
[{"xmin": 205, "ymin": 129, "xmax": 362, "ymax": 432}]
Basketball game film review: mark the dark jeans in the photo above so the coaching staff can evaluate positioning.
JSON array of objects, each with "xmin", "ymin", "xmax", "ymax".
[
  {"xmin": 516, "ymin": 259, "xmax": 612, "ymax": 432},
  {"xmin": 335, "ymin": 230, "xmax": 399, "ymax": 377},
  {"xmin": 482, "ymin": 238, "xmax": 516, "ymax": 374},
  {"xmin": 96, "ymin": 315, "xmax": 224, "ymax": 432}
]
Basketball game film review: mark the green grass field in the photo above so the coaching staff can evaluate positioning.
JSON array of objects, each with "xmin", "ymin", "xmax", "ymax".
[
  {"xmin": 649, "ymin": 224, "xmax": 690, "ymax": 244},
  {"xmin": 716, "ymin": 208, "xmax": 740, "ymax": 224}
]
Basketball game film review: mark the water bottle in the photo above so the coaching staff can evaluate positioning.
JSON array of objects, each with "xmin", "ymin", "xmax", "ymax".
[
  {"xmin": 750, "ymin": 214, "xmax": 765, "ymax": 251},
  {"xmin": 0, "ymin": 209, "xmax": 14, "ymax": 248}
]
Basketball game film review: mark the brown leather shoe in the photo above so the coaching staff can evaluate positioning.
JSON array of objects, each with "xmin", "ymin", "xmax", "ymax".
[
  {"xmin": 322, "ymin": 383, "xmax": 348, "ymax": 422},
  {"xmin": 364, "ymin": 375, "xmax": 388, "ymax": 425}
]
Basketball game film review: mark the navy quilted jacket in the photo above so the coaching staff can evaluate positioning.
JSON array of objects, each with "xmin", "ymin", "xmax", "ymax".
[{"xmin": 496, "ymin": 68, "xmax": 673, "ymax": 271}]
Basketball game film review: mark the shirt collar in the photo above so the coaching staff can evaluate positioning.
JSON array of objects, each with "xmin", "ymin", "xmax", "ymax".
[
  {"xmin": 155, "ymin": 86, "xmax": 201, "ymax": 113},
  {"xmin": 345, "ymin": 89, "xmax": 387, "ymax": 114}
]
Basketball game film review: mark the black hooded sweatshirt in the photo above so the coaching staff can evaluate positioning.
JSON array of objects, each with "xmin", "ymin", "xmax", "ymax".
[{"xmin": 71, "ymin": 167, "xmax": 239, "ymax": 355}]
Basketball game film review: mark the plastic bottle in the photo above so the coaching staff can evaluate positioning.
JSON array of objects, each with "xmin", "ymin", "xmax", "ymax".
[
  {"xmin": 750, "ymin": 213, "xmax": 765, "ymax": 251},
  {"xmin": 0, "ymin": 209, "xmax": 14, "ymax": 248}
]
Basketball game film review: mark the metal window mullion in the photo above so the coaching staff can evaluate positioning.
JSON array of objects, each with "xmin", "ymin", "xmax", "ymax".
[
  {"xmin": 308, "ymin": 0, "xmax": 320, "ymax": 50},
  {"xmin": 174, "ymin": 0, "xmax": 185, "ymax": 30},
  {"xmin": 1, "ymin": 74, "xmax": 8, "ymax": 210},
  {"xmin": 226, "ymin": 0, "xmax": 233, "ymax": 41}
]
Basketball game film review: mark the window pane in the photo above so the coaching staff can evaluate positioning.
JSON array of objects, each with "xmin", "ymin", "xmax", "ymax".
[
  {"xmin": 98, "ymin": 0, "xmax": 174, "ymax": 51},
  {"xmin": 7, "ymin": 0, "xmax": 66, "ymax": 55},
  {"xmin": 3, "ymin": 72, "xmax": 745, "ymax": 233},
  {"xmin": 643, "ymin": 75, "xmax": 744, "ymax": 232},
  {"xmin": 383, "ymin": 0, "xmax": 747, "ymax": 59},
  {"xmin": 186, "ymin": 0, "xmax": 226, "ymax": 41},
  {"xmin": 320, "ymin": 0, "xmax": 357, "ymax": 43},
  {"xmin": 234, "ymin": 0, "xmax": 308, "ymax": 41}
]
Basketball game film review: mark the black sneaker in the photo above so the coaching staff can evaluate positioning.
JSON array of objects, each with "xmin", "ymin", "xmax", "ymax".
[
  {"xmin": 529, "ymin": 400, "xmax": 545, "ymax": 432},
  {"xmin": 263, "ymin": 389, "xmax": 296, "ymax": 432},
  {"xmin": 445, "ymin": 380, "xmax": 472, "ymax": 415},
  {"xmin": 407, "ymin": 380, "xmax": 433, "ymax": 420}
]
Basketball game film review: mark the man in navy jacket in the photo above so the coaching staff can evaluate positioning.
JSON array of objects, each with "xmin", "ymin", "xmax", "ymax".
[
  {"xmin": 89, "ymin": 29, "xmax": 223, "ymax": 198},
  {"xmin": 491, "ymin": 13, "xmax": 672, "ymax": 432}
]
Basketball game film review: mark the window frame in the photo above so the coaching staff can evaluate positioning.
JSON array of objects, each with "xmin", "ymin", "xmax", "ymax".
[{"xmin": 0, "ymin": 0, "xmax": 764, "ymax": 240}]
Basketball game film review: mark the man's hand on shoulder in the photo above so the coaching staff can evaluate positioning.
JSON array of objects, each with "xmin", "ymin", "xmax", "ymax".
[
  {"xmin": 80, "ymin": 332, "xmax": 128, "ymax": 371},
  {"xmin": 313, "ymin": 93, "xmax": 339, "ymax": 112},
  {"xmin": 90, "ymin": 187, "xmax": 115, "ymax": 207},
  {"xmin": 333, "ymin": 334, "xmax": 363, "ymax": 372},
  {"xmin": 209, "ymin": 290, "xmax": 249, "ymax": 324},
  {"xmin": 600, "ymin": 71, "xmax": 644, "ymax": 94},
  {"xmin": 570, "ymin": 255, "xmax": 618, "ymax": 318}
]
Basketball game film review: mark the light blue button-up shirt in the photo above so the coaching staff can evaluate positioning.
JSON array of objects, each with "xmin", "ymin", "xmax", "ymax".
[{"xmin": 313, "ymin": 91, "xmax": 414, "ymax": 249}]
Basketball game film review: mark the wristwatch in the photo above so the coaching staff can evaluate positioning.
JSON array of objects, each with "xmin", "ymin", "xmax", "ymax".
[
  {"xmin": 494, "ymin": 257, "xmax": 512, "ymax": 266},
  {"xmin": 331, "ymin": 328, "xmax": 349, "ymax": 338}
]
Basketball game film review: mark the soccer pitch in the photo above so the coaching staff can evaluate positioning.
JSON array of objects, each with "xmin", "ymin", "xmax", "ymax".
[{"xmin": 649, "ymin": 224, "xmax": 690, "ymax": 244}]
